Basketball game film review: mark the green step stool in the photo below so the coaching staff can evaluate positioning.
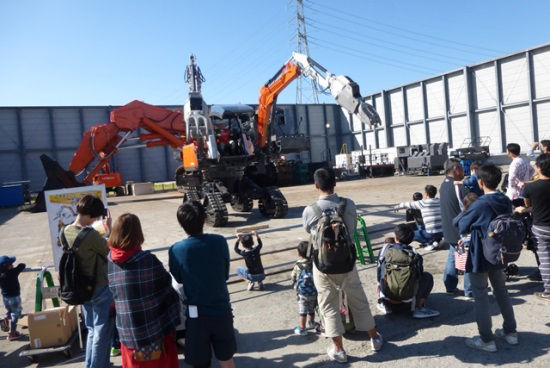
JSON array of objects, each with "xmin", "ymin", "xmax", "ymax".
[
  {"xmin": 354, "ymin": 216, "xmax": 375, "ymax": 264},
  {"xmin": 35, "ymin": 267, "xmax": 60, "ymax": 312}
]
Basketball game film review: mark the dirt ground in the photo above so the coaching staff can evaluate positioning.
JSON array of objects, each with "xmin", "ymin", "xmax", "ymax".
[{"xmin": 1, "ymin": 175, "xmax": 549, "ymax": 367}]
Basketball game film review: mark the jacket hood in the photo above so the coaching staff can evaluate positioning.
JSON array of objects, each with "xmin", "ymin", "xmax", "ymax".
[
  {"xmin": 480, "ymin": 191, "xmax": 512, "ymax": 215},
  {"xmin": 109, "ymin": 246, "xmax": 143, "ymax": 264}
]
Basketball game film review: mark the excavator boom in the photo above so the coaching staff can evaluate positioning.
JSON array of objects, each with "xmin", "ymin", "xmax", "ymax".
[
  {"xmin": 68, "ymin": 100, "xmax": 187, "ymax": 183},
  {"xmin": 257, "ymin": 52, "xmax": 381, "ymax": 149}
]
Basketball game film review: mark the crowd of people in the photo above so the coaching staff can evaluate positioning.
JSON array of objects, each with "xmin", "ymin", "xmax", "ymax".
[{"xmin": 0, "ymin": 140, "xmax": 549, "ymax": 366}]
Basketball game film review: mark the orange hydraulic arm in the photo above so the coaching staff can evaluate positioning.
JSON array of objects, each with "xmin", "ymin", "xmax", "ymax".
[
  {"xmin": 69, "ymin": 100, "xmax": 188, "ymax": 184},
  {"xmin": 256, "ymin": 60, "xmax": 301, "ymax": 148}
]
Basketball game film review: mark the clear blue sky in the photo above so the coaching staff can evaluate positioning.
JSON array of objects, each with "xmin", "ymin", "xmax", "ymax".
[{"xmin": 1, "ymin": 0, "xmax": 549, "ymax": 107}]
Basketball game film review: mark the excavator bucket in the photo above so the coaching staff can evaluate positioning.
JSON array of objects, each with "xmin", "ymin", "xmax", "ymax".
[{"xmin": 26, "ymin": 154, "xmax": 83, "ymax": 213}]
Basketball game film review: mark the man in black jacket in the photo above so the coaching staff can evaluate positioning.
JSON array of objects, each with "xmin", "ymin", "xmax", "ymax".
[{"xmin": 440, "ymin": 158, "xmax": 472, "ymax": 297}]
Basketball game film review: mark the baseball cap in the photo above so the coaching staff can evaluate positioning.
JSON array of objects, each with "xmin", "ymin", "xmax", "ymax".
[{"xmin": 0, "ymin": 256, "xmax": 16, "ymax": 272}]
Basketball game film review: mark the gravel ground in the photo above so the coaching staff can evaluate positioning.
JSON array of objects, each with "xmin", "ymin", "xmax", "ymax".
[{"xmin": 1, "ymin": 175, "xmax": 549, "ymax": 367}]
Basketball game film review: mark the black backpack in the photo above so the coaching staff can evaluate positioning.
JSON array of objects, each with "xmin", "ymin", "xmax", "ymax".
[
  {"xmin": 59, "ymin": 227, "xmax": 95, "ymax": 305},
  {"xmin": 482, "ymin": 203, "xmax": 526, "ymax": 266},
  {"xmin": 310, "ymin": 198, "xmax": 356, "ymax": 274}
]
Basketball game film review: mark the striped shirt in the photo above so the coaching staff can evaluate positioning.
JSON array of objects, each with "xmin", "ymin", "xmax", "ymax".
[
  {"xmin": 507, "ymin": 156, "xmax": 535, "ymax": 200},
  {"xmin": 395, "ymin": 198, "xmax": 443, "ymax": 234}
]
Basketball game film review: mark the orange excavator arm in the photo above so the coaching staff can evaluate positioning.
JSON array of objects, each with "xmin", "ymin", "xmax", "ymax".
[
  {"xmin": 69, "ymin": 100, "xmax": 187, "ymax": 184},
  {"xmin": 256, "ymin": 61, "xmax": 301, "ymax": 148}
]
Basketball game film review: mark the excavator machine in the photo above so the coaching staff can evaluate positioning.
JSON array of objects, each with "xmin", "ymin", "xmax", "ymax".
[{"xmin": 31, "ymin": 52, "xmax": 380, "ymax": 227}]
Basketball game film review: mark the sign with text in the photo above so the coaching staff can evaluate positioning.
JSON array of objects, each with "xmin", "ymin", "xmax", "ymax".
[{"xmin": 44, "ymin": 185, "xmax": 108, "ymax": 271}]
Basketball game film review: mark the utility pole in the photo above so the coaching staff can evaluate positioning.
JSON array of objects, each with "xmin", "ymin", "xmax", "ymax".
[{"xmin": 295, "ymin": 0, "xmax": 319, "ymax": 104}]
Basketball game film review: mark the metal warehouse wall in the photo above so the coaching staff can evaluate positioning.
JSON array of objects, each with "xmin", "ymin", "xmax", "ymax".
[
  {"xmin": 2, "ymin": 43, "xmax": 549, "ymax": 192},
  {"xmin": 0, "ymin": 103, "xmax": 354, "ymax": 192},
  {"xmin": 360, "ymin": 43, "xmax": 550, "ymax": 156}
]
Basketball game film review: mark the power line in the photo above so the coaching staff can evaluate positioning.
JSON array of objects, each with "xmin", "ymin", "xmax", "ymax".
[
  {"xmin": 308, "ymin": 36, "xmax": 440, "ymax": 74},
  {"xmin": 304, "ymin": 0, "xmax": 505, "ymax": 55},
  {"xmin": 306, "ymin": 20, "xmax": 467, "ymax": 67},
  {"xmin": 305, "ymin": 3, "xmax": 499, "ymax": 58}
]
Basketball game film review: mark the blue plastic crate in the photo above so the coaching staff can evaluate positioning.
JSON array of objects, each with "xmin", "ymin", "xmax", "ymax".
[{"xmin": 0, "ymin": 184, "xmax": 24, "ymax": 207}]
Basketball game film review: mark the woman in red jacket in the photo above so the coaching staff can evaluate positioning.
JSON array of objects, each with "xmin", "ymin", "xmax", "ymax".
[{"xmin": 108, "ymin": 213, "xmax": 180, "ymax": 368}]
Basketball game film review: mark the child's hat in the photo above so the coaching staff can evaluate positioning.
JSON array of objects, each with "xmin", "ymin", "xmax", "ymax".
[{"xmin": 0, "ymin": 256, "xmax": 16, "ymax": 272}]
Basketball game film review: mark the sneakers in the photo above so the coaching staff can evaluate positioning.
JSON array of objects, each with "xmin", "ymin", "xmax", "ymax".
[
  {"xmin": 258, "ymin": 282, "xmax": 265, "ymax": 291},
  {"xmin": 495, "ymin": 329, "xmax": 519, "ymax": 345},
  {"xmin": 424, "ymin": 241, "xmax": 440, "ymax": 251},
  {"xmin": 8, "ymin": 331, "xmax": 22, "ymax": 341},
  {"xmin": 110, "ymin": 347, "xmax": 121, "ymax": 357},
  {"xmin": 0, "ymin": 317, "xmax": 8, "ymax": 332},
  {"xmin": 307, "ymin": 321, "xmax": 320, "ymax": 330},
  {"xmin": 294, "ymin": 326, "xmax": 307, "ymax": 336},
  {"xmin": 247, "ymin": 281, "xmax": 254, "ymax": 291},
  {"xmin": 465, "ymin": 336, "xmax": 497, "ymax": 352},
  {"xmin": 376, "ymin": 302, "xmax": 392, "ymax": 315},
  {"xmin": 535, "ymin": 291, "xmax": 550, "ymax": 301},
  {"xmin": 413, "ymin": 307, "xmax": 440, "ymax": 319},
  {"xmin": 327, "ymin": 346, "xmax": 347, "ymax": 363},
  {"xmin": 370, "ymin": 332, "xmax": 384, "ymax": 351}
]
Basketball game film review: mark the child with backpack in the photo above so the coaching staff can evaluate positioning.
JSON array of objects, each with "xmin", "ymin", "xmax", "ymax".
[
  {"xmin": 290, "ymin": 241, "xmax": 318, "ymax": 336},
  {"xmin": 457, "ymin": 163, "xmax": 518, "ymax": 352},
  {"xmin": 0, "ymin": 256, "xmax": 25, "ymax": 340},
  {"xmin": 235, "ymin": 231, "xmax": 265, "ymax": 291},
  {"xmin": 376, "ymin": 225, "xmax": 440, "ymax": 319}
]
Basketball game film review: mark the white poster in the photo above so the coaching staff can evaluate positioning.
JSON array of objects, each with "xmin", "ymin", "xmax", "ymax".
[{"xmin": 44, "ymin": 185, "xmax": 108, "ymax": 271}]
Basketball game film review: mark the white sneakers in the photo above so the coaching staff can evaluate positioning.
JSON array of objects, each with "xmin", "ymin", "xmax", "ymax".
[
  {"xmin": 327, "ymin": 346, "xmax": 347, "ymax": 363},
  {"xmin": 413, "ymin": 307, "xmax": 440, "ymax": 319},
  {"xmin": 465, "ymin": 336, "xmax": 497, "ymax": 352},
  {"xmin": 495, "ymin": 329, "xmax": 519, "ymax": 345},
  {"xmin": 370, "ymin": 332, "xmax": 384, "ymax": 351},
  {"xmin": 376, "ymin": 302, "xmax": 392, "ymax": 315},
  {"xmin": 326, "ymin": 333, "xmax": 383, "ymax": 362},
  {"xmin": 424, "ymin": 241, "xmax": 441, "ymax": 251}
]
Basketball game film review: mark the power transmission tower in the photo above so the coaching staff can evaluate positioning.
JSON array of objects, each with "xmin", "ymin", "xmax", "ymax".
[{"xmin": 295, "ymin": 0, "xmax": 319, "ymax": 104}]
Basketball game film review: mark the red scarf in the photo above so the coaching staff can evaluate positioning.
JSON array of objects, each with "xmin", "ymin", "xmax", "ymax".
[{"xmin": 109, "ymin": 245, "xmax": 142, "ymax": 264}]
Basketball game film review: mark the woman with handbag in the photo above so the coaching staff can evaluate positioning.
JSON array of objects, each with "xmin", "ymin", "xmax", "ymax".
[{"xmin": 108, "ymin": 213, "xmax": 180, "ymax": 368}]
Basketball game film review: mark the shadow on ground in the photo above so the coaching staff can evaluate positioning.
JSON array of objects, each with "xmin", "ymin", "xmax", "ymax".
[{"xmin": 366, "ymin": 332, "xmax": 550, "ymax": 365}]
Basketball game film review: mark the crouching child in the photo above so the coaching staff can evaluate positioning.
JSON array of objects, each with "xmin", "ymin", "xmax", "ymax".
[{"xmin": 376, "ymin": 226, "xmax": 440, "ymax": 319}]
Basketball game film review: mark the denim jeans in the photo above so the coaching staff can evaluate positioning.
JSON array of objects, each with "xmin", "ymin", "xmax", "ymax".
[
  {"xmin": 236, "ymin": 267, "xmax": 265, "ymax": 282},
  {"xmin": 443, "ymin": 244, "xmax": 472, "ymax": 296},
  {"xmin": 82, "ymin": 286, "xmax": 114, "ymax": 368},
  {"xmin": 414, "ymin": 229, "xmax": 443, "ymax": 244},
  {"xmin": 469, "ymin": 269, "xmax": 517, "ymax": 342},
  {"xmin": 2, "ymin": 295, "xmax": 22, "ymax": 334}
]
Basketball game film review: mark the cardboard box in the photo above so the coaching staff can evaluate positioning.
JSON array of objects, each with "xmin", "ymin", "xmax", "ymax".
[
  {"xmin": 28, "ymin": 306, "xmax": 76, "ymax": 349},
  {"xmin": 67, "ymin": 305, "xmax": 78, "ymax": 333}
]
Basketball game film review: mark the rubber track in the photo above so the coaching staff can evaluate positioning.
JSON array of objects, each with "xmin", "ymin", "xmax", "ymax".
[
  {"xmin": 184, "ymin": 189, "xmax": 201, "ymax": 202},
  {"xmin": 231, "ymin": 196, "xmax": 253, "ymax": 212},
  {"xmin": 259, "ymin": 187, "xmax": 288, "ymax": 219},
  {"xmin": 205, "ymin": 192, "xmax": 228, "ymax": 227}
]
